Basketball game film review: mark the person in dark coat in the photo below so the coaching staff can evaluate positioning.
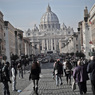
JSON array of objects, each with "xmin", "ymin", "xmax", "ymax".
[
  {"xmin": 2, "ymin": 61, "xmax": 11, "ymax": 95},
  {"xmin": 53, "ymin": 59, "xmax": 63, "ymax": 86},
  {"xmin": 65, "ymin": 60, "xmax": 72, "ymax": 85},
  {"xmin": 87, "ymin": 56, "xmax": 95, "ymax": 95},
  {"xmin": 73, "ymin": 60, "xmax": 89, "ymax": 95},
  {"xmin": 29, "ymin": 60, "xmax": 41, "ymax": 95}
]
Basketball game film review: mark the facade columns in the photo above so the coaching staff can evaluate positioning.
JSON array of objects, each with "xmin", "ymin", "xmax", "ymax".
[
  {"xmin": 4, "ymin": 21, "xmax": 11, "ymax": 63},
  {"xmin": 84, "ymin": 22, "xmax": 91, "ymax": 59},
  {"xmin": 49, "ymin": 38, "xmax": 51, "ymax": 50},
  {"xmin": 42, "ymin": 40, "xmax": 45, "ymax": 51},
  {"xmin": 54, "ymin": 39, "xmax": 56, "ymax": 51},
  {"xmin": 47, "ymin": 39, "xmax": 49, "ymax": 51},
  {"xmin": 51, "ymin": 39, "xmax": 53, "ymax": 50},
  {"xmin": 15, "ymin": 31, "xmax": 18, "ymax": 55},
  {"xmin": 25, "ymin": 42, "xmax": 27, "ymax": 55}
]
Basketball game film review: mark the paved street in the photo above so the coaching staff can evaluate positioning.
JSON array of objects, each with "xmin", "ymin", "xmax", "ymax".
[
  {"xmin": 0, "ymin": 62, "xmax": 93, "ymax": 95},
  {"xmin": 20, "ymin": 62, "xmax": 93, "ymax": 95}
]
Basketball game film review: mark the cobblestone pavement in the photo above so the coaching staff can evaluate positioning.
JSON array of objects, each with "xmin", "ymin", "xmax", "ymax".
[
  {"xmin": 0, "ymin": 64, "xmax": 32, "ymax": 95},
  {"xmin": 0, "ymin": 62, "xmax": 93, "ymax": 95},
  {"xmin": 30, "ymin": 69, "xmax": 92, "ymax": 95},
  {"xmin": 21, "ymin": 62, "xmax": 93, "ymax": 95}
]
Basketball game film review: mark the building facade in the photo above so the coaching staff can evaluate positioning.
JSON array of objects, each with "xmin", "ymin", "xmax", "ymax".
[
  {"xmin": 25, "ymin": 5, "xmax": 74, "ymax": 55},
  {"xmin": 4, "ymin": 21, "xmax": 32, "ymax": 62},
  {"xmin": 89, "ymin": 4, "xmax": 95, "ymax": 51},
  {"xmin": 0, "ymin": 11, "xmax": 5, "ymax": 61},
  {"xmin": 78, "ymin": 7, "xmax": 92, "ymax": 59},
  {"xmin": 4, "ymin": 21, "xmax": 16, "ymax": 62}
]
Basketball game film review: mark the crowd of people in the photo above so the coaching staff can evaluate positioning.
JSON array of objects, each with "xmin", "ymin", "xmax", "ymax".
[
  {"xmin": 53, "ymin": 55, "xmax": 95, "ymax": 95},
  {"xmin": 0, "ymin": 57, "xmax": 31, "ymax": 95},
  {"xmin": 0, "ymin": 54, "xmax": 95, "ymax": 95}
]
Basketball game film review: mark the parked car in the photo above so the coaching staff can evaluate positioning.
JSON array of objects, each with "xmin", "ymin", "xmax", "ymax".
[{"xmin": 41, "ymin": 58, "xmax": 49, "ymax": 63}]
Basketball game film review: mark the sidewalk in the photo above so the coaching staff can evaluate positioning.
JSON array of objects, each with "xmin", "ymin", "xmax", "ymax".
[
  {"xmin": 0, "ymin": 64, "xmax": 32, "ymax": 95},
  {"xmin": 0, "ymin": 62, "xmax": 93, "ymax": 95},
  {"xmin": 19, "ymin": 65, "xmax": 93, "ymax": 95}
]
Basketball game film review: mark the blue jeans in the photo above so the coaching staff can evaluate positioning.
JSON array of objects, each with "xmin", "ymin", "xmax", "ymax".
[{"xmin": 55, "ymin": 74, "xmax": 62, "ymax": 86}]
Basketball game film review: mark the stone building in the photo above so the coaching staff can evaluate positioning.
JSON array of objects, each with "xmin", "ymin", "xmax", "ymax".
[
  {"xmin": 15, "ymin": 29, "xmax": 24, "ymax": 56},
  {"xmin": 89, "ymin": 3, "xmax": 95, "ymax": 51},
  {"xmin": 78, "ymin": 21, "xmax": 84, "ymax": 52},
  {"xmin": 4, "ymin": 21, "xmax": 16, "ymax": 62},
  {"xmin": 0, "ymin": 11, "xmax": 4, "ymax": 61},
  {"xmin": 78, "ymin": 7, "xmax": 92, "ymax": 59},
  {"xmin": 4, "ymin": 22, "xmax": 32, "ymax": 62},
  {"xmin": 61, "ymin": 32, "xmax": 79, "ymax": 54},
  {"xmin": 23, "ymin": 37, "xmax": 32, "ymax": 56},
  {"xmin": 24, "ymin": 5, "xmax": 74, "ymax": 55}
]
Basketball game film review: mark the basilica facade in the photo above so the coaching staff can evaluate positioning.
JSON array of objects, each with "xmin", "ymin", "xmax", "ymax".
[{"xmin": 24, "ymin": 5, "xmax": 74, "ymax": 54}]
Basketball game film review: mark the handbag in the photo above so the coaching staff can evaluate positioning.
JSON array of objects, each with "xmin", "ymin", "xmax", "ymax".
[{"xmin": 72, "ymin": 81, "xmax": 76, "ymax": 91}]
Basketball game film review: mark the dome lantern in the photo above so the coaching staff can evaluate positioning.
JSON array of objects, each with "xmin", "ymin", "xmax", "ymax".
[
  {"xmin": 47, "ymin": 4, "xmax": 51, "ymax": 12},
  {"xmin": 40, "ymin": 5, "xmax": 60, "ymax": 31}
]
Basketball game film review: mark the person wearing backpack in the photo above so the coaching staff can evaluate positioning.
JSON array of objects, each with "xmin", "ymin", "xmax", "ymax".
[
  {"xmin": 2, "ymin": 61, "xmax": 11, "ymax": 95},
  {"xmin": 54, "ymin": 59, "xmax": 63, "ymax": 86},
  {"xmin": 87, "ymin": 56, "xmax": 95, "ymax": 95}
]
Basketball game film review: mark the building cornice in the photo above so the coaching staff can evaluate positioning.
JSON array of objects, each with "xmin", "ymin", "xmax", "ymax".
[
  {"xmin": 90, "ymin": 3, "xmax": 95, "ymax": 13},
  {"xmin": 0, "ymin": 11, "xmax": 3, "ymax": 16}
]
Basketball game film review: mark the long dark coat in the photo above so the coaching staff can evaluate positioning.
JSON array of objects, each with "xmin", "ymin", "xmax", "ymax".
[
  {"xmin": 87, "ymin": 60, "xmax": 95, "ymax": 80},
  {"xmin": 30, "ymin": 62, "xmax": 41, "ymax": 80}
]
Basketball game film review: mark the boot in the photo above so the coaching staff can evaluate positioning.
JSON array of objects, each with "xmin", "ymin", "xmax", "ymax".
[{"xmin": 35, "ymin": 87, "xmax": 38, "ymax": 95}]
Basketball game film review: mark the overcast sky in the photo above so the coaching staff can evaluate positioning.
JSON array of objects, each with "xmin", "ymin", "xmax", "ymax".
[{"xmin": 0, "ymin": 0, "xmax": 95, "ymax": 32}]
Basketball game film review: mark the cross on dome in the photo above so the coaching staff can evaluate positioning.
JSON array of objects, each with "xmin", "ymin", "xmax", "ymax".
[{"xmin": 47, "ymin": 4, "xmax": 51, "ymax": 12}]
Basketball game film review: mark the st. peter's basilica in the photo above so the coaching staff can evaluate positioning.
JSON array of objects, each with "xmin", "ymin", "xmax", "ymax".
[{"xmin": 24, "ymin": 5, "xmax": 74, "ymax": 54}]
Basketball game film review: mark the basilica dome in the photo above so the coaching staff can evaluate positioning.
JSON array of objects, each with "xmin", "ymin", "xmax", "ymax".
[{"xmin": 39, "ymin": 5, "xmax": 60, "ymax": 31}]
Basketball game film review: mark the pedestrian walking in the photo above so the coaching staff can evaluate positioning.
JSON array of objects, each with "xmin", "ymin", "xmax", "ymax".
[
  {"xmin": 73, "ymin": 60, "xmax": 89, "ymax": 95},
  {"xmin": 65, "ymin": 60, "xmax": 72, "ymax": 85},
  {"xmin": 63, "ymin": 59, "xmax": 67, "ymax": 76},
  {"xmin": 53, "ymin": 59, "xmax": 63, "ymax": 86},
  {"xmin": 29, "ymin": 60, "xmax": 41, "ymax": 95},
  {"xmin": 17, "ymin": 60, "xmax": 23, "ymax": 79},
  {"xmin": 2, "ymin": 61, "xmax": 11, "ymax": 95},
  {"xmin": 87, "ymin": 56, "xmax": 95, "ymax": 95}
]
